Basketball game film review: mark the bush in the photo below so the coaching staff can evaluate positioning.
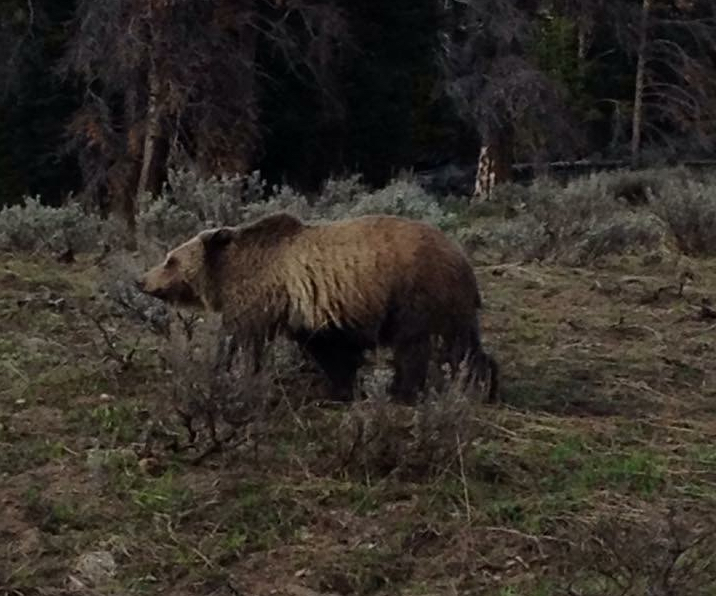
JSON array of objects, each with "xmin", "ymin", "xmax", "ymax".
[
  {"xmin": 475, "ymin": 215, "xmax": 553, "ymax": 262},
  {"xmin": 0, "ymin": 196, "xmax": 103, "ymax": 254},
  {"xmin": 155, "ymin": 306, "xmax": 317, "ymax": 451},
  {"xmin": 135, "ymin": 169, "xmax": 314, "ymax": 248},
  {"xmin": 100, "ymin": 254, "xmax": 172, "ymax": 337},
  {"xmin": 242, "ymin": 184, "xmax": 312, "ymax": 221},
  {"xmin": 574, "ymin": 211, "xmax": 672, "ymax": 263},
  {"xmin": 652, "ymin": 178, "xmax": 716, "ymax": 256},
  {"xmin": 316, "ymin": 174, "xmax": 368, "ymax": 209},
  {"xmin": 136, "ymin": 169, "xmax": 263, "ymax": 247},
  {"xmin": 12, "ymin": 164, "xmax": 712, "ymax": 266},
  {"xmin": 330, "ymin": 176, "xmax": 456, "ymax": 229},
  {"xmin": 136, "ymin": 170, "xmax": 455, "ymax": 248},
  {"xmin": 136, "ymin": 198, "xmax": 202, "ymax": 248},
  {"xmin": 160, "ymin": 168, "xmax": 267, "ymax": 225},
  {"xmin": 480, "ymin": 167, "xmax": 716, "ymax": 263}
]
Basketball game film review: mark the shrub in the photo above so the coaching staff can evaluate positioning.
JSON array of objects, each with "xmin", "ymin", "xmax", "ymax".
[
  {"xmin": 136, "ymin": 169, "xmax": 455, "ymax": 247},
  {"xmin": 477, "ymin": 215, "xmax": 553, "ymax": 262},
  {"xmin": 136, "ymin": 197, "xmax": 202, "ymax": 248},
  {"xmin": 480, "ymin": 168, "xmax": 716, "ymax": 263},
  {"xmin": 136, "ymin": 169, "xmax": 314, "ymax": 247},
  {"xmin": 0, "ymin": 196, "xmax": 103, "ymax": 254},
  {"xmin": 321, "ymin": 366, "xmax": 489, "ymax": 481},
  {"xmin": 315, "ymin": 174, "xmax": 368, "ymax": 209},
  {"xmin": 243, "ymin": 184, "xmax": 312, "ymax": 221},
  {"xmin": 327, "ymin": 176, "xmax": 455, "ymax": 229},
  {"xmin": 155, "ymin": 306, "xmax": 316, "ymax": 453},
  {"xmin": 161, "ymin": 168, "xmax": 266, "ymax": 224},
  {"xmin": 651, "ymin": 178, "xmax": 716, "ymax": 256},
  {"xmin": 574, "ymin": 211, "xmax": 672, "ymax": 264}
]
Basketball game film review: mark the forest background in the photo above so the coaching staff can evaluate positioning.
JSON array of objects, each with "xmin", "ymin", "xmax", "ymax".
[{"xmin": 2, "ymin": 0, "xmax": 716, "ymax": 217}]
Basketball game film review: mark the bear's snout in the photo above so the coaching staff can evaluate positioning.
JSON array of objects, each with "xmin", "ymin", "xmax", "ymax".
[
  {"xmin": 134, "ymin": 268, "xmax": 189, "ymax": 304},
  {"xmin": 135, "ymin": 273, "xmax": 161, "ymax": 297}
]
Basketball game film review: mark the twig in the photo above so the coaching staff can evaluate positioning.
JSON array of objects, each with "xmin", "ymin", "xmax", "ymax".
[
  {"xmin": 482, "ymin": 525, "xmax": 575, "ymax": 553},
  {"xmin": 190, "ymin": 428, "xmax": 236, "ymax": 465},
  {"xmin": 3, "ymin": 360, "xmax": 29, "ymax": 385},
  {"xmin": 472, "ymin": 416, "xmax": 520, "ymax": 438},
  {"xmin": 456, "ymin": 432, "xmax": 472, "ymax": 524},
  {"xmin": 83, "ymin": 309, "xmax": 137, "ymax": 369}
]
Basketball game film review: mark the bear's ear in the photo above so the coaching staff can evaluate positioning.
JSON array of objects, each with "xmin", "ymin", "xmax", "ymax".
[{"xmin": 200, "ymin": 227, "xmax": 234, "ymax": 252}]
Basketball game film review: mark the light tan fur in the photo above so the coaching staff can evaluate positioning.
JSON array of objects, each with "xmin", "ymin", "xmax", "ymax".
[{"xmin": 281, "ymin": 217, "xmax": 478, "ymax": 332}]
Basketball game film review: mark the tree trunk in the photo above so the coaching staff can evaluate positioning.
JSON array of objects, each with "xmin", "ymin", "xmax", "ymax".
[
  {"xmin": 196, "ymin": 21, "xmax": 259, "ymax": 178},
  {"xmin": 137, "ymin": 58, "xmax": 163, "ymax": 196},
  {"xmin": 631, "ymin": 0, "xmax": 651, "ymax": 169},
  {"xmin": 577, "ymin": 17, "xmax": 590, "ymax": 86},
  {"xmin": 577, "ymin": 24, "xmax": 587, "ymax": 64},
  {"xmin": 474, "ymin": 145, "xmax": 496, "ymax": 200},
  {"xmin": 473, "ymin": 127, "xmax": 513, "ymax": 201},
  {"xmin": 107, "ymin": 158, "xmax": 140, "ymax": 250}
]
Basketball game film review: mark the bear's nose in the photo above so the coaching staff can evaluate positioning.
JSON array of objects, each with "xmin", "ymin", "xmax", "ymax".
[{"xmin": 134, "ymin": 277, "xmax": 146, "ymax": 292}]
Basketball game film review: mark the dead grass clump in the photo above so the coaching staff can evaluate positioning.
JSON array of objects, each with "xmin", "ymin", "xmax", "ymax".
[
  {"xmin": 564, "ymin": 507, "xmax": 716, "ymax": 596},
  {"xmin": 157, "ymin": 311, "xmax": 314, "ymax": 461},
  {"xmin": 319, "ymin": 372, "xmax": 490, "ymax": 483},
  {"xmin": 311, "ymin": 548, "xmax": 413, "ymax": 595}
]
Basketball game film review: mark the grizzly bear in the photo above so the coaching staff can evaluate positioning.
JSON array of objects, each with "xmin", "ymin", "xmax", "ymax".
[{"xmin": 137, "ymin": 212, "xmax": 499, "ymax": 404}]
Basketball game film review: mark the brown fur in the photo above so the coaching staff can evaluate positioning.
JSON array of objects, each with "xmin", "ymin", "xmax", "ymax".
[{"xmin": 138, "ymin": 212, "xmax": 499, "ymax": 403}]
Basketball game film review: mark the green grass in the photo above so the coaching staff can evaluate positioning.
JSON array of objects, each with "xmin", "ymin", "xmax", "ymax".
[
  {"xmin": 0, "ymin": 435, "xmax": 68, "ymax": 474},
  {"xmin": 129, "ymin": 471, "xmax": 195, "ymax": 516}
]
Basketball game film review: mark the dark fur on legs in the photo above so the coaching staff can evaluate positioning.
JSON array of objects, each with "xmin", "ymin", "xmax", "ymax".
[
  {"xmin": 471, "ymin": 350, "xmax": 500, "ymax": 403},
  {"xmin": 295, "ymin": 328, "xmax": 368, "ymax": 401},
  {"xmin": 463, "ymin": 318, "xmax": 500, "ymax": 403},
  {"xmin": 441, "ymin": 323, "xmax": 500, "ymax": 403},
  {"xmin": 389, "ymin": 336, "xmax": 431, "ymax": 405}
]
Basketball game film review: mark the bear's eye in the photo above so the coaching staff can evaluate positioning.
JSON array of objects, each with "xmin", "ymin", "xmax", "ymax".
[{"xmin": 166, "ymin": 256, "xmax": 178, "ymax": 268}]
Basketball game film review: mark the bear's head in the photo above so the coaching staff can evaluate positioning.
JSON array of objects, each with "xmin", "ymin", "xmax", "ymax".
[
  {"xmin": 137, "ymin": 227, "xmax": 234, "ymax": 309},
  {"xmin": 137, "ymin": 213, "xmax": 305, "ymax": 311}
]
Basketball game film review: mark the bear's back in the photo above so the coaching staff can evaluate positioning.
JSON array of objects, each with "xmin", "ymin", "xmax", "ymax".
[{"xmin": 291, "ymin": 215, "xmax": 480, "ymax": 323}]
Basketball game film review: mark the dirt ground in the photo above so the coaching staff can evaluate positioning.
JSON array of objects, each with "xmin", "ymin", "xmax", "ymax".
[{"xmin": 2, "ymin": 249, "xmax": 716, "ymax": 596}]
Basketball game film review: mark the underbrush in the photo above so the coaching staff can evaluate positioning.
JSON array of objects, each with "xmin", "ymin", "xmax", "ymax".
[
  {"xmin": 472, "ymin": 167, "xmax": 716, "ymax": 264},
  {"xmin": 4, "ymin": 166, "xmax": 716, "ymax": 271},
  {"xmin": 138, "ymin": 169, "xmax": 454, "ymax": 250},
  {"xmin": 0, "ymin": 196, "xmax": 103, "ymax": 255},
  {"xmin": 0, "ymin": 170, "xmax": 455, "ymax": 259}
]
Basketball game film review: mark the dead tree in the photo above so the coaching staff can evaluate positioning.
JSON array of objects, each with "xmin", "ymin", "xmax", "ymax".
[
  {"xmin": 438, "ymin": 0, "xmax": 578, "ymax": 201},
  {"xmin": 61, "ymin": 0, "xmax": 347, "ymax": 236}
]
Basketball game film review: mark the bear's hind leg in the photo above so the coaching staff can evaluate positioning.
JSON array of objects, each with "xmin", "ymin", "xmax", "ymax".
[
  {"xmin": 446, "ymin": 326, "xmax": 500, "ymax": 403},
  {"xmin": 389, "ymin": 337, "xmax": 431, "ymax": 405},
  {"xmin": 303, "ymin": 335, "xmax": 366, "ymax": 401}
]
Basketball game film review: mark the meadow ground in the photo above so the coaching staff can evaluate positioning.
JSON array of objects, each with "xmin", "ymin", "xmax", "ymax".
[{"xmin": 2, "ymin": 245, "xmax": 716, "ymax": 596}]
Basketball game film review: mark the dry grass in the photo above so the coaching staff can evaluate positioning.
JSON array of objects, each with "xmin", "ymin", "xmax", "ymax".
[{"xmin": 2, "ymin": 243, "xmax": 716, "ymax": 596}]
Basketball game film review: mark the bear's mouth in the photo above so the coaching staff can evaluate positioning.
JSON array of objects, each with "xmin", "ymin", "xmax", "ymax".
[
  {"xmin": 174, "ymin": 282, "xmax": 202, "ymax": 306},
  {"xmin": 142, "ymin": 281, "xmax": 200, "ymax": 307},
  {"xmin": 140, "ymin": 284, "xmax": 169, "ymax": 300},
  {"xmin": 165, "ymin": 282, "xmax": 201, "ymax": 307}
]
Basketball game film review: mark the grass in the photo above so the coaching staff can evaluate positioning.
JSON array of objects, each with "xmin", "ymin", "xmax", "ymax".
[{"xmin": 3, "ymin": 238, "xmax": 716, "ymax": 596}]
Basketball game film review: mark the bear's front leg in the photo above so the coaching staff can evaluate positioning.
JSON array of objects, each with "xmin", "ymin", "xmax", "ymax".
[{"xmin": 298, "ymin": 332, "xmax": 366, "ymax": 402}]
